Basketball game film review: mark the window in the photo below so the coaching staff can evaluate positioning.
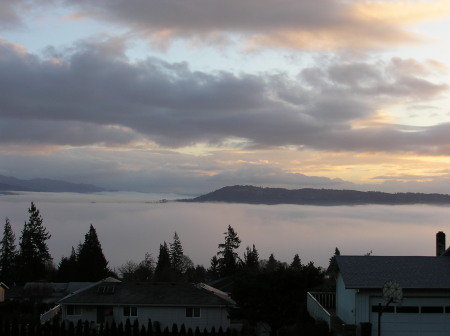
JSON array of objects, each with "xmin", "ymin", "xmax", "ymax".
[
  {"xmin": 186, "ymin": 307, "xmax": 201, "ymax": 318},
  {"xmin": 123, "ymin": 306, "xmax": 138, "ymax": 317},
  {"xmin": 67, "ymin": 305, "xmax": 81, "ymax": 316},
  {"xmin": 371, "ymin": 305, "xmax": 394, "ymax": 313},
  {"xmin": 446, "ymin": 306, "xmax": 450, "ymax": 313},
  {"xmin": 421, "ymin": 306, "xmax": 443, "ymax": 314},
  {"xmin": 396, "ymin": 306, "xmax": 419, "ymax": 314},
  {"xmin": 98, "ymin": 286, "xmax": 116, "ymax": 294}
]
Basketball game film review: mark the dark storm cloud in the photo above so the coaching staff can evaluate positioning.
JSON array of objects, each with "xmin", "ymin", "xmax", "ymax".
[
  {"xmin": 0, "ymin": 120, "xmax": 139, "ymax": 146},
  {"xmin": 0, "ymin": 38, "xmax": 448, "ymax": 152},
  {"xmin": 70, "ymin": 0, "xmax": 345, "ymax": 31},
  {"xmin": 60, "ymin": 0, "xmax": 419, "ymax": 49}
]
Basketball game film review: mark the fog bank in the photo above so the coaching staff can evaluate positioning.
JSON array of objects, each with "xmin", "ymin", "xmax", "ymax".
[{"xmin": 1, "ymin": 192, "xmax": 449, "ymax": 270}]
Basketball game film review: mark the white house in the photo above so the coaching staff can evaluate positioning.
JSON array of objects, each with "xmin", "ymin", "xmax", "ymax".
[
  {"xmin": 307, "ymin": 232, "xmax": 450, "ymax": 336},
  {"xmin": 58, "ymin": 281, "xmax": 236, "ymax": 331},
  {"xmin": 308, "ymin": 255, "xmax": 450, "ymax": 336}
]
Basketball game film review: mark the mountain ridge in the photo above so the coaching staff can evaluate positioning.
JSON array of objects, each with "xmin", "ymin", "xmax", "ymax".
[
  {"xmin": 0, "ymin": 175, "xmax": 106, "ymax": 193},
  {"xmin": 179, "ymin": 185, "xmax": 450, "ymax": 205}
]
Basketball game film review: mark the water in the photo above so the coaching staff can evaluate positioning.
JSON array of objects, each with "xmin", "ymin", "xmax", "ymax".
[{"xmin": 1, "ymin": 192, "xmax": 449, "ymax": 271}]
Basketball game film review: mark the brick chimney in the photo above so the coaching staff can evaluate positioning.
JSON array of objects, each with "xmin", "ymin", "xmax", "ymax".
[{"xmin": 436, "ymin": 231, "xmax": 446, "ymax": 256}]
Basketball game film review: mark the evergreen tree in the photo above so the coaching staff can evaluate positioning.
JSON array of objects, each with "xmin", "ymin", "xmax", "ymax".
[
  {"xmin": 56, "ymin": 247, "xmax": 78, "ymax": 282},
  {"xmin": 133, "ymin": 320, "xmax": 140, "ymax": 336},
  {"xmin": 264, "ymin": 253, "xmax": 279, "ymax": 272},
  {"xmin": 0, "ymin": 217, "xmax": 17, "ymax": 285},
  {"xmin": 243, "ymin": 245, "xmax": 259, "ymax": 272},
  {"xmin": 154, "ymin": 242, "xmax": 172, "ymax": 281},
  {"xmin": 185, "ymin": 264, "xmax": 207, "ymax": 283},
  {"xmin": 232, "ymin": 265, "xmax": 325, "ymax": 336},
  {"xmin": 17, "ymin": 202, "xmax": 52, "ymax": 282},
  {"xmin": 217, "ymin": 225, "xmax": 241, "ymax": 276},
  {"xmin": 170, "ymin": 232, "xmax": 184, "ymax": 273},
  {"xmin": 208, "ymin": 256, "xmax": 220, "ymax": 279},
  {"xmin": 289, "ymin": 254, "xmax": 302, "ymax": 271},
  {"xmin": 171, "ymin": 323, "xmax": 179, "ymax": 336},
  {"xmin": 179, "ymin": 324, "xmax": 186, "ymax": 336},
  {"xmin": 147, "ymin": 319, "xmax": 153, "ymax": 336},
  {"xmin": 326, "ymin": 247, "xmax": 341, "ymax": 277},
  {"xmin": 77, "ymin": 224, "xmax": 110, "ymax": 281}
]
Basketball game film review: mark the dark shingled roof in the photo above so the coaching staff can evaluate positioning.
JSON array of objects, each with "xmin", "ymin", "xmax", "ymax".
[
  {"xmin": 58, "ymin": 282, "xmax": 235, "ymax": 307},
  {"xmin": 336, "ymin": 255, "xmax": 450, "ymax": 290}
]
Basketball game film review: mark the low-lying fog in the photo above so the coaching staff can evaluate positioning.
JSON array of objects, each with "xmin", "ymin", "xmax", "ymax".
[{"xmin": 1, "ymin": 192, "xmax": 449, "ymax": 270}]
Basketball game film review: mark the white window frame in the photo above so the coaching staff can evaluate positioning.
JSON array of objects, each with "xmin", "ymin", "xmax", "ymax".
[
  {"xmin": 67, "ymin": 305, "xmax": 81, "ymax": 316},
  {"xmin": 123, "ymin": 306, "xmax": 138, "ymax": 317}
]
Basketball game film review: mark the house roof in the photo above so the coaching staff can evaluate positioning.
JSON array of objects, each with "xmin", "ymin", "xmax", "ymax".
[
  {"xmin": 336, "ymin": 255, "xmax": 450, "ymax": 290},
  {"xmin": 58, "ymin": 282, "xmax": 236, "ymax": 307}
]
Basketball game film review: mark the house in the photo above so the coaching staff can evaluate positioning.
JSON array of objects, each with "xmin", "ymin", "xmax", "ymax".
[
  {"xmin": 58, "ymin": 281, "xmax": 236, "ymax": 331},
  {"xmin": 307, "ymin": 232, "xmax": 450, "ymax": 336}
]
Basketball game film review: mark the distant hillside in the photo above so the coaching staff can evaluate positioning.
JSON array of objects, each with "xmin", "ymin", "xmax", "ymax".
[
  {"xmin": 179, "ymin": 185, "xmax": 450, "ymax": 205},
  {"xmin": 0, "ymin": 175, "xmax": 106, "ymax": 193}
]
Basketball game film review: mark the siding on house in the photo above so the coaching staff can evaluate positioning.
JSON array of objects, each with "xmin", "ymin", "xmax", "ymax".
[
  {"xmin": 62, "ymin": 304, "xmax": 231, "ymax": 330},
  {"xmin": 354, "ymin": 291, "xmax": 371, "ymax": 324},
  {"xmin": 336, "ymin": 273, "xmax": 356, "ymax": 324},
  {"xmin": 59, "ymin": 281, "xmax": 235, "ymax": 330},
  {"xmin": 334, "ymin": 255, "xmax": 450, "ymax": 336}
]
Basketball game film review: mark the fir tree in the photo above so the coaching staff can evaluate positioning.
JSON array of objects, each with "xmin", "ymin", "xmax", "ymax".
[
  {"xmin": 17, "ymin": 202, "xmax": 52, "ymax": 282},
  {"xmin": 170, "ymin": 232, "xmax": 184, "ymax": 273},
  {"xmin": 289, "ymin": 254, "xmax": 302, "ymax": 271},
  {"xmin": 208, "ymin": 256, "xmax": 220, "ymax": 279},
  {"xmin": 0, "ymin": 217, "xmax": 17, "ymax": 284},
  {"xmin": 326, "ymin": 247, "xmax": 341, "ymax": 277},
  {"xmin": 217, "ymin": 225, "xmax": 241, "ymax": 276},
  {"xmin": 77, "ymin": 224, "xmax": 110, "ymax": 281},
  {"xmin": 243, "ymin": 245, "xmax": 259, "ymax": 272},
  {"xmin": 154, "ymin": 242, "xmax": 172, "ymax": 281},
  {"xmin": 56, "ymin": 246, "xmax": 78, "ymax": 282},
  {"xmin": 264, "ymin": 253, "xmax": 280, "ymax": 272}
]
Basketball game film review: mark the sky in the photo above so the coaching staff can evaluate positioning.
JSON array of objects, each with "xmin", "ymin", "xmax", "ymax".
[{"xmin": 1, "ymin": 0, "xmax": 450, "ymax": 195}]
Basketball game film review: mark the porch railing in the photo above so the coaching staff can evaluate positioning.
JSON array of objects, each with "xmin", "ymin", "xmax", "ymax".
[
  {"xmin": 306, "ymin": 292, "xmax": 335, "ymax": 332},
  {"xmin": 40, "ymin": 304, "xmax": 61, "ymax": 324}
]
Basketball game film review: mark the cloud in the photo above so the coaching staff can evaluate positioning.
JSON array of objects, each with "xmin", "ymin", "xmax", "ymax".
[
  {"xmin": 56, "ymin": 0, "xmax": 450, "ymax": 51},
  {"xmin": 4, "ymin": 1, "xmax": 450, "ymax": 51},
  {"xmin": 0, "ymin": 37, "xmax": 448, "ymax": 155},
  {"xmin": 0, "ymin": 1, "xmax": 23, "ymax": 30},
  {"xmin": 0, "ymin": 0, "xmax": 56, "ymax": 31}
]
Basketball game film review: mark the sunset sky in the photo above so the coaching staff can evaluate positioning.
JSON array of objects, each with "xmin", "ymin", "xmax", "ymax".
[{"xmin": 1, "ymin": 0, "xmax": 450, "ymax": 195}]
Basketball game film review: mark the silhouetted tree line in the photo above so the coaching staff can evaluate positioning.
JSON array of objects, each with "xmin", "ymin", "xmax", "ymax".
[
  {"xmin": 0, "ymin": 317, "xmax": 237, "ymax": 336},
  {"xmin": 0, "ymin": 203, "xmax": 334, "ymax": 285},
  {"xmin": 1, "ymin": 203, "xmax": 334, "ymax": 335},
  {"xmin": 0, "ymin": 202, "xmax": 113, "ymax": 284}
]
